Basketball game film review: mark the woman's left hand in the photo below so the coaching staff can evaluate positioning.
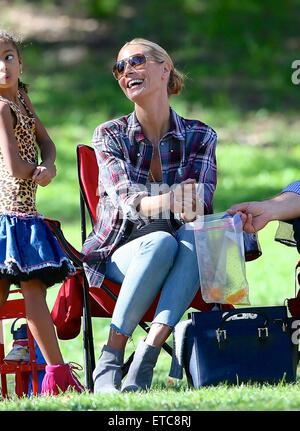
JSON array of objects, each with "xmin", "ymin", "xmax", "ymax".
[
  {"xmin": 178, "ymin": 179, "xmax": 203, "ymax": 222},
  {"xmin": 32, "ymin": 163, "xmax": 56, "ymax": 186}
]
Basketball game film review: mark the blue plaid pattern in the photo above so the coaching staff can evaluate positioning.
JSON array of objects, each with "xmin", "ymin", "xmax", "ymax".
[
  {"xmin": 282, "ymin": 181, "xmax": 300, "ymax": 195},
  {"xmin": 82, "ymin": 108, "xmax": 217, "ymax": 288}
]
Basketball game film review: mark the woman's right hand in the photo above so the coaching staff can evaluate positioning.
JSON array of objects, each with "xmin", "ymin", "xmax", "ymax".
[
  {"xmin": 139, "ymin": 178, "xmax": 201, "ymax": 220},
  {"xmin": 170, "ymin": 179, "xmax": 201, "ymax": 221}
]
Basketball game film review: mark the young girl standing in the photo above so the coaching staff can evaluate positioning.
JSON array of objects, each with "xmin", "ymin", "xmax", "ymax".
[{"xmin": 0, "ymin": 30, "xmax": 84, "ymax": 395}]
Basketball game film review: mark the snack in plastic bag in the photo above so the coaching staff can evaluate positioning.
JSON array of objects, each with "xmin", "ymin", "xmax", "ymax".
[{"xmin": 194, "ymin": 212, "xmax": 250, "ymax": 305}]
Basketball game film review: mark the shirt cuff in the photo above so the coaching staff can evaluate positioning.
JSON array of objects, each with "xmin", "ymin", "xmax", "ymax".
[
  {"xmin": 282, "ymin": 181, "xmax": 300, "ymax": 196},
  {"xmin": 123, "ymin": 191, "xmax": 151, "ymax": 228}
]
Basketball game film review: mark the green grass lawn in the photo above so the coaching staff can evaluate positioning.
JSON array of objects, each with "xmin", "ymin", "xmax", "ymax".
[
  {"xmin": 1, "ymin": 110, "xmax": 299, "ymax": 410},
  {"xmin": 0, "ymin": 11, "xmax": 299, "ymax": 408},
  {"xmin": 0, "ymin": 31, "xmax": 300, "ymax": 411},
  {"xmin": 1, "ymin": 120, "xmax": 299, "ymax": 410},
  {"xmin": 2, "ymin": 383, "xmax": 300, "ymax": 411},
  {"xmin": 1, "ymin": 185, "xmax": 299, "ymax": 410}
]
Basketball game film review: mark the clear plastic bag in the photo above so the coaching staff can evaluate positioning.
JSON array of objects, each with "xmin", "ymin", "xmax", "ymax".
[{"xmin": 194, "ymin": 212, "xmax": 250, "ymax": 305}]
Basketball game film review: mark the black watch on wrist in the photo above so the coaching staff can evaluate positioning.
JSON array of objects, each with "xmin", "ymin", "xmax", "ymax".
[{"xmin": 174, "ymin": 213, "xmax": 185, "ymax": 224}]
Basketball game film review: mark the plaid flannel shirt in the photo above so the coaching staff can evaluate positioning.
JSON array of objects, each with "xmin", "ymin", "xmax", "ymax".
[
  {"xmin": 275, "ymin": 180, "xmax": 300, "ymax": 250},
  {"xmin": 82, "ymin": 108, "xmax": 217, "ymax": 288}
]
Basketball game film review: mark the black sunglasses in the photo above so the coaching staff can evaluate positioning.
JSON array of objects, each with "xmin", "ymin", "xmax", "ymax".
[{"xmin": 112, "ymin": 54, "xmax": 161, "ymax": 80}]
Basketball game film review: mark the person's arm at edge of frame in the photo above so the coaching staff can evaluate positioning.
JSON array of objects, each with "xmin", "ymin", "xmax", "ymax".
[{"xmin": 228, "ymin": 181, "xmax": 300, "ymax": 233}]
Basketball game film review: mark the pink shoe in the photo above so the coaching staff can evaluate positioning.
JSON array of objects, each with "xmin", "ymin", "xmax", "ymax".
[{"xmin": 41, "ymin": 363, "xmax": 85, "ymax": 395}]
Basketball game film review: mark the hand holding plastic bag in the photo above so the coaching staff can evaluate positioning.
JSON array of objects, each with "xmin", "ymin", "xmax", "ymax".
[{"xmin": 194, "ymin": 212, "xmax": 250, "ymax": 305}]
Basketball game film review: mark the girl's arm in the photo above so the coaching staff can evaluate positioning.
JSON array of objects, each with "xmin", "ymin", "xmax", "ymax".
[
  {"xmin": 20, "ymin": 90, "xmax": 56, "ymax": 186},
  {"xmin": 0, "ymin": 101, "xmax": 37, "ymax": 178}
]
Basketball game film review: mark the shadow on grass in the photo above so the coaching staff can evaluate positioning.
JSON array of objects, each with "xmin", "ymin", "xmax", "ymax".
[
  {"xmin": 19, "ymin": 0, "xmax": 299, "ymax": 222},
  {"xmin": 22, "ymin": 0, "xmax": 300, "ymax": 127}
]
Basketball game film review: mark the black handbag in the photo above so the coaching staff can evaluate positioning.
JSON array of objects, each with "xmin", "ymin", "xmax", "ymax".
[{"xmin": 183, "ymin": 306, "xmax": 299, "ymax": 388}]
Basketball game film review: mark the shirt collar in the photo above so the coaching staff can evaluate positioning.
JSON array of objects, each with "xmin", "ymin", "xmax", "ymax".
[
  {"xmin": 127, "ymin": 107, "xmax": 186, "ymax": 144},
  {"xmin": 127, "ymin": 111, "xmax": 145, "ymax": 143},
  {"xmin": 166, "ymin": 108, "xmax": 186, "ymax": 141}
]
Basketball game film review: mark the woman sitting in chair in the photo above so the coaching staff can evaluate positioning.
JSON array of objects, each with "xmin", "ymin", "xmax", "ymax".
[{"xmin": 82, "ymin": 38, "xmax": 217, "ymax": 393}]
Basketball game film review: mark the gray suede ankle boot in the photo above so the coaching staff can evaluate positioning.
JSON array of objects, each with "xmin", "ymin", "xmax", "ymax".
[
  {"xmin": 93, "ymin": 345, "xmax": 124, "ymax": 394},
  {"xmin": 121, "ymin": 340, "xmax": 161, "ymax": 392}
]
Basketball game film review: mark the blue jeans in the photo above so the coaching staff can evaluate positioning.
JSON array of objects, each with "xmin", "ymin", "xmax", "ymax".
[{"xmin": 106, "ymin": 224, "xmax": 199, "ymax": 337}]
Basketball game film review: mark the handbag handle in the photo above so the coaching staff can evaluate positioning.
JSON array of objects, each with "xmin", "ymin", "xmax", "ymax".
[
  {"xmin": 218, "ymin": 310, "xmax": 269, "ymax": 331},
  {"xmin": 10, "ymin": 317, "xmax": 25, "ymax": 335},
  {"xmin": 295, "ymin": 260, "xmax": 300, "ymax": 296}
]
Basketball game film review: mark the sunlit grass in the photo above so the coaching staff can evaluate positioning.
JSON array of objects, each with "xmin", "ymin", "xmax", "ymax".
[
  {"xmin": 2, "ymin": 381, "xmax": 300, "ymax": 411},
  {"xmin": 25, "ymin": 118, "xmax": 300, "ymax": 412},
  {"xmin": 1, "ymin": 36, "xmax": 299, "ymax": 410}
]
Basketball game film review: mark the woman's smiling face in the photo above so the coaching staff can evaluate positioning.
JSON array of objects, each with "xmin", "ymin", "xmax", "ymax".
[{"xmin": 116, "ymin": 44, "xmax": 169, "ymax": 104}]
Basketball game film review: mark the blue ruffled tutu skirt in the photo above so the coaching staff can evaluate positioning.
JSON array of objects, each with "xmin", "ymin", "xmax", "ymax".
[{"xmin": 0, "ymin": 214, "xmax": 75, "ymax": 287}]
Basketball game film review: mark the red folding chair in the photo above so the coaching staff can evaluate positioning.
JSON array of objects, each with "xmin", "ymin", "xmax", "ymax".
[
  {"xmin": 0, "ymin": 289, "xmax": 45, "ymax": 398},
  {"xmin": 46, "ymin": 144, "xmax": 229, "ymax": 391}
]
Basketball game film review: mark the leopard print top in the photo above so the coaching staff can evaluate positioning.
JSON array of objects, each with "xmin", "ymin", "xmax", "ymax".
[{"xmin": 0, "ymin": 90, "xmax": 38, "ymax": 215}]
